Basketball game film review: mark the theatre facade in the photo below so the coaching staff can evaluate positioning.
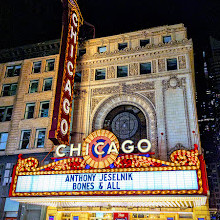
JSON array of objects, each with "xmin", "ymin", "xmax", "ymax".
[{"xmin": 5, "ymin": 20, "xmax": 211, "ymax": 219}]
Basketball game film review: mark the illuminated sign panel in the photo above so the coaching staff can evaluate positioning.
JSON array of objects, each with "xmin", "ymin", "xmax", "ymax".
[
  {"xmin": 15, "ymin": 170, "xmax": 198, "ymax": 193},
  {"xmin": 49, "ymin": 0, "xmax": 83, "ymax": 145},
  {"xmin": 9, "ymin": 141, "xmax": 208, "ymax": 197}
]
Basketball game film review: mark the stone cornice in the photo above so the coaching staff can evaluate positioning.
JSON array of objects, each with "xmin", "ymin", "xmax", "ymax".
[
  {"xmin": 77, "ymin": 39, "xmax": 192, "ymax": 67},
  {"xmin": 84, "ymin": 24, "xmax": 186, "ymax": 46}
]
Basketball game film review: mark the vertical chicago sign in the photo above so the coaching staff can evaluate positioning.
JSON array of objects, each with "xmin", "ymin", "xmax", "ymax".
[{"xmin": 49, "ymin": 0, "xmax": 83, "ymax": 145}]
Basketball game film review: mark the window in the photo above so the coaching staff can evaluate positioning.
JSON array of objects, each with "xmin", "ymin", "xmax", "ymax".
[
  {"xmin": 163, "ymin": 35, "xmax": 172, "ymax": 43},
  {"xmin": 20, "ymin": 130, "xmax": 31, "ymax": 149},
  {"xmin": 118, "ymin": 43, "xmax": 128, "ymax": 50},
  {"xmin": 39, "ymin": 101, "xmax": 49, "ymax": 117},
  {"xmin": 74, "ymin": 72, "xmax": 81, "ymax": 83},
  {"xmin": 43, "ymin": 78, "xmax": 53, "ymax": 91},
  {"xmin": 0, "ymin": 165, "xmax": 3, "ymax": 183},
  {"xmin": 78, "ymin": 49, "xmax": 86, "ymax": 57},
  {"xmin": 140, "ymin": 39, "xmax": 150, "ymax": 47},
  {"xmin": 117, "ymin": 66, "xmax": 128, "ymax": 77},
  {"xmin": 95, "ymin": 69, "xmax": 106, "ymax": 80},
  {"xmin": 0, "ymin": 106, "xmax": 13, "ymax": 122},
  {"xmin": 140, "ymin": 62, "xmax": 151, "ymax": 74},
  {"xmin": 1, "ymin": 83, "xmax": 17, "ymax": 96},
  {"xmin": 32, "ymin": 61, "xmax": 41, "ymax": 73},
  {"xmin": 45, "ymin": 59, "xmax": 55, "ymax": 72},
  {"xmin": 98, "ymin": 46, "xmax": 107, "ymax": 53},
  {"xmin": 0, "ymin": 132, "xmax": 8, "ymax": 150},
  {"xmin": 29, "ymin": 80, "xmax": 39, "ymax": 93},
  {"xmin": 24, "ymin": 103, "xmax": 35, "ymax": 119},
  {"xmin": 35, "ymin": 128, "xmax": 46, "ymax": 148},
  {"xmin": 5, "ymin": 65, "xmax": 21, "ymax": 77},
  {"xmin": 167, "ymin": 58, "xmax": 178, "ymax": 71}
]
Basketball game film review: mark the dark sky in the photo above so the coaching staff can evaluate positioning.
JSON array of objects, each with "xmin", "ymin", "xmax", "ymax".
[{"xmin": 0, "ymin": 0, "xmax": 220, "ymax": 51}]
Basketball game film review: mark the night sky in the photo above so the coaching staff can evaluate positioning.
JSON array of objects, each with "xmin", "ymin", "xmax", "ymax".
[{"xmin": 1, "ymin": 0, "xmax": 220, "ymax": 52}]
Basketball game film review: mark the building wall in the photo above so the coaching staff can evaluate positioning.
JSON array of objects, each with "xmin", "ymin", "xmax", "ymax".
[{"xmin": 72, "ymin": 23, "xmax": 200, "ymax": 160}]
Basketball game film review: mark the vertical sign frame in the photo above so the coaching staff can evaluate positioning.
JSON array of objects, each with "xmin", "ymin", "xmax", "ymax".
[{"xmin": 49, "ymin": 0, "xmax": 83, "ymax": 145}]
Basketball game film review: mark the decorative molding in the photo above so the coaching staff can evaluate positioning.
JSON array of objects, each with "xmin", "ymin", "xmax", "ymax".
[
  {"xmin": 91, "ymin": 97, "xmax": 105, "ymax": 112},
  {"xmin": 92, "ymin": 82, "xmax": 154, "ymax": 96},
  {"xmin": 152, "ymin": 60, "xmax": 157, "ymax": 73},
  {"xmin": 158, "ymin": 59, "xmax": 165, "ymax": 72},
  {"xmin": 107, "ymin": 66, "xmax": 115, "ymax": 79},
  {"xmin": 82, "ymin": 69, "xmax": 89, "ymax": 82},
  {"xmin": 178, "ymin": 55, "xmax": 186, "ymax": 69},
  {"xmin": 129, "ymin": 63, "xmax": 139, "ymax": 76},
  {"xmin": 91, "ymin": 93, "xmax": 158, "ymax": 156},
  {"xmin": 90, "ymin": 69, "xmax": 95, "ymax": 81},
  {"xmin": 79, "ymin": 39, "xmax": 192, "ymax": 64},
  {"xmin": 162, "ymin": 76, "xmax": 192, "ymax": 157},
  {"xmin": 140, "ymin": 91, "xmax": 156, "ymax": 107}
]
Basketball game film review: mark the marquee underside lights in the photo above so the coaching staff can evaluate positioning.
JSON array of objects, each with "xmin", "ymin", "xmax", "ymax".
[{"xmin": 11, "ymin": 195, "xmax": 208, "ymax": 208}]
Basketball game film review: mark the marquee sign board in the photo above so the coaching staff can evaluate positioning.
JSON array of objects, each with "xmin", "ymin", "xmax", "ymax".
[
  {"xmin": 49, "ymin": 0, "xmax": 83, "ymax": 145},
  {"xmin": 9, "ymin": 134, "xmax": 208, "ymax": 197}
]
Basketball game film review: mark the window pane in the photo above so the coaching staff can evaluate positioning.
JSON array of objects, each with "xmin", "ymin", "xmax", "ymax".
[
  {"xmin": 32, "ymin": 61, "xmax": 41, "ymax": 73},
  {"xmin": 36, "ymin": 129, "xmax": 46, "ymax": 148},
  {"xmin": 25, "ymin": 103, "xmax": 35, "ymax": 119},
  {"xmin": 163, "ymin": 36, "xmax": 172, "ymax": 43},
  {"xmin": 140, "ymin": 39, "xmax": 150, "ymax": 47},
  {"xmin": 0, "ymin": 133, "xmax": 8, "ymax": 150},
  {"xmin": 29, "ymin": 80, "xmax": 38, "ymax": 93},
  {"xmin": 6, "ymin": 65, "xmax": 21, "ymax": 77},
  {"xmin": 2, "ymin": 85, "xmax": 10, "ymax": 96},
  {"xmin": 117, "ymin": 66, "xmax": 128, "ymax": 77},
  {"xmin": 6, "ymin": 66, "xmax": 14, "ymax": 77},
  {"xmin": 74, "ymin": 72, "xmax": 81, "ymax": 83},
  {"xmin": 10, "ymin": 84, "xmax": 17, "ymax": 96},
  {"xmin": 43, "ymin": 78, "xmax": 52, "ymax": 91},
  {"xmin": 40, "ymin": 102, "xmax": 49, "ymax": 117},
  {"xmin": 140, "ymin": 63, "xmax": 151, "ymax": 74},
  {"xmin": 95, "ymin": 69, "xmax": 106, "ymax": 80},
  {"xmin": 14, "ymin": 65, "xmax": 21, "ymax": 76},
  {"xmin": 118, "ymin": 43, "xmax": 128, "ymax": 50},
  {"xmin": 5, "ymin": 107, "xmax": 13, "ymax": 121},
  {"xmin": 0, "ymin": 108, "xmax": 5, "ymax": 122},
  {"xmin": 46, "ymin": 59, "xmax": 55, "ymax": 71},
  {"xmin": 20, "ymin": 130, "xmax": 31, "ymax": 149},
  {"xmin": 167, "ymin": 58, "xmax": 177, "ymax": 71},
  {"xmin": 98, "ymin": 46, "xmax": 106, "ymax": 53}
]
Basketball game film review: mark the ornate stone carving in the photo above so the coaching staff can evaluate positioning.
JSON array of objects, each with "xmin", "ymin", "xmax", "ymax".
[
  {"xmin": 152, "ymin": 60, "xmax": 157, "ymax": 73},
  {"xmin": 178, "ymin": 55, "xmax": 186, "ymax": 69},
  {"xmin": 92, "ymin": 82, "xmax": 154, "ymax": 96},
  {"xmin": 162, "ymin": 75, "xmax": 182, "ymax": 90},
  {"xmin": 91, "ymin": 97, "xmax": 105, "ymax": 112},
  {"xmin": 158, "ymin": 59, "xmax": 165, "ymax": 72},
  {"xmin": 92, "ymin": 86, "xmax": 120, "ymax": 96},
  {"xmin": 107, "ymin": 66, "xmax": 115, "ymax": 79},
  {"xmin": 82, "ymin": 69, "xmax": 89, "ymax": 82},
  {"xmin": 126, "ymin": 82, "xmax": 155, "ymax": 91},
  {"xmin": 129, "ymin": 63, "xmax": 139, "ymax": 76},
  {"xmin": 141, "ymin": 92, "xmax": 155, "ymax": 106}
]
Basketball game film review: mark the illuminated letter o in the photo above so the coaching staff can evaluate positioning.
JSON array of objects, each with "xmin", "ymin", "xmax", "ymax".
[
  {"xmin": 63, "ymin": 98, "xmax": 70, "ymax": 114},
  {"xmin": 67, "ymin": 61, "xmax": 73, "ymax": 76},
  {"xmin": 137, "ymin": 139, "xmax": 151, "ymax": 153},
  {"xmin": 61, "ymin": 119, "xmax": 68, "ymax": 135}
]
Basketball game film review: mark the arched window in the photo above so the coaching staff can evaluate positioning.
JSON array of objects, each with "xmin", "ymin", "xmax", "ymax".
[{"xmin": 103, "ymin": 105, "xmax": 147, "ymax": 148}]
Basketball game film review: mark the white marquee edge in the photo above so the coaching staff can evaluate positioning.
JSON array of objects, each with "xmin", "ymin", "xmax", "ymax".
[{"xmin": 11, "ymin": 195, "xmax": 207, "ymax": 208}]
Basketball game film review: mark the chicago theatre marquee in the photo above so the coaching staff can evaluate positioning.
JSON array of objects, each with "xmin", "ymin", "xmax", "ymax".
[{"xmin": 9, "ymin": 0, "xmax": 211, "ymax": 219}]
